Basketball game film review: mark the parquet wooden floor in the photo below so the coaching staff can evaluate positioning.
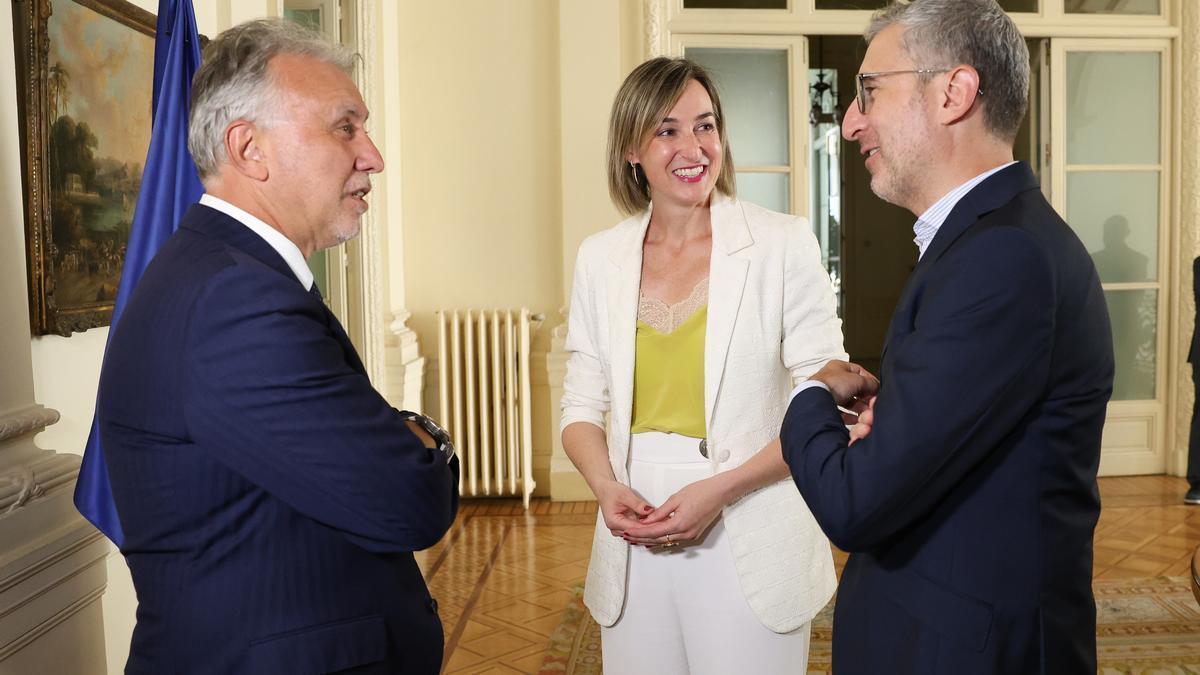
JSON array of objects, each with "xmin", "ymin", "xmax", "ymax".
[
  {"xmin": 1093, "ymin": 476, "xmax": 1200, "ymax": 579},
  {"xmin": 417, "ymin": 476, "xmax": 1200, "ymax": 674}
]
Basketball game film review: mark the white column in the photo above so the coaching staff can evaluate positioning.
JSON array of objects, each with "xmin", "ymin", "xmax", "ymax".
[
  {"xmin": 0, "ymin": 3, "xmax": 108, "ymax": 671},
  {"xmin": 356, "ymin": 0, "xmax": 424, "ymax": 413},
  {"xmin": 1170, "ymin": 1, "xmax": 1200, "ymax": 476}
]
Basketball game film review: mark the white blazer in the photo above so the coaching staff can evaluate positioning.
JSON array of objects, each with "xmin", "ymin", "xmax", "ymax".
[{"xmin": 560, "ymin": 195, "xmax": 845, "ymax": 633}]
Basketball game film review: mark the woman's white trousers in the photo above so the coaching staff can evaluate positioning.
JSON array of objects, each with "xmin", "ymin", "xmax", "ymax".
[{"xmin": 600, "ymin": 431, "xmax": 811, "ymax": 674}]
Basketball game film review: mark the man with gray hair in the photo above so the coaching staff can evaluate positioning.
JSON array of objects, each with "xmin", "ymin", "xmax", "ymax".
[
  {"xmin": 781, "ymin": 1, "xmax": 1113, "ymax": 673},
  {"xmin": 97, "ymin": 18, "xmax": 458, "ymax": 673}
]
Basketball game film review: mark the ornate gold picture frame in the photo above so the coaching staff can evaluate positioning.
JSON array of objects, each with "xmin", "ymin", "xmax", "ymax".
[{"xmin": 13, "ymin": 0, "xmax": 156, "ymax": 336}]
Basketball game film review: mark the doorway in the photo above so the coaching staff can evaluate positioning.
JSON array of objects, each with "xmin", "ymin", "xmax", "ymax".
[
  {"xmin": 807, "ymin": 37, "xmax": 1044, "ymax": 376},
  {"xmin": 283, "ymin": 0, "xmax": 366, "ymax": 353}
]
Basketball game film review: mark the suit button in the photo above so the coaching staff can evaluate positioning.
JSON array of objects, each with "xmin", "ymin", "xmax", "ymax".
[
  {"xmin": 428, "ymin": 598, "xmax": 439, "ymax": 614},
  {"xmin": 699, "ymin": 439, "xmax": 708, "ymax": 458},
  {"xmin": 718, "ymin": 449, "xmax": 731, "ymax": 463}
]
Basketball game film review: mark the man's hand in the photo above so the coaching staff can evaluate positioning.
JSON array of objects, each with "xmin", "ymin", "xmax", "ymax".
[
  {"xmin": 848, "ymin": 395, "xmax": 876, "ymax": 446},
  {"xmin": 809, "ymin": 360, "xmax": 880, "ymax": 407}
]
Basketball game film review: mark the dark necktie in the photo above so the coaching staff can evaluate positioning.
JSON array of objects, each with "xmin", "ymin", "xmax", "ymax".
[{"xmin": 307, "ymin": 281, "xmax": 366, "ymax": 375}]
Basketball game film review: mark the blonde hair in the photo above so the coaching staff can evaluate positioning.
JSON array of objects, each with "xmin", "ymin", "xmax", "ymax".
[{"xmin": 606, "ymin": 57, "xmax": 736, "ymax": 216}]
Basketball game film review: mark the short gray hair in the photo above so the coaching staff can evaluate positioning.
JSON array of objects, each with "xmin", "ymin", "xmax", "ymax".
[
  {"xmin": 188, "ymin": 18, "xmax": 357, "ymax": 180},
  {"xmin": 867, "ymin": 0, "xmax": 1029, "ymax": 142}
]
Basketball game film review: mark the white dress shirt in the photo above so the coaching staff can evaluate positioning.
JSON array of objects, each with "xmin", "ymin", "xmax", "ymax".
[
  {"xmin": 199, "ymin": 193, "xmax": 314, "ymax": 291},
  {"xmin": 789, "ymin": 161, "xmax": 1017, "ymax": 402}
]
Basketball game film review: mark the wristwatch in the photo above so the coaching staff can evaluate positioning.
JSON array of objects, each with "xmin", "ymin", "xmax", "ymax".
[{"xmin": 399, "ymin": 411, "xmax": 455, "ymax": 464}]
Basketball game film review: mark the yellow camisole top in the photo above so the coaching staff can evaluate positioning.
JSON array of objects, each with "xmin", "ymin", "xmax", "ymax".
[{"xmin": 630, "ymin": 279, "xmax": 708, "ymax": 439}]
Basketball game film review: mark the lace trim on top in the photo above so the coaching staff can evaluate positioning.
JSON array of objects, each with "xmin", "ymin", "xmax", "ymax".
[{"xmin": 638, "ymin": 277, "xmax": 709, "ymax": 334}]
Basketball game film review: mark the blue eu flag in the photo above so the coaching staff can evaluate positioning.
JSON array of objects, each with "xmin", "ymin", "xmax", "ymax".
[{"xmin": 74, "ymin": 0, "xmax": 204, "ymax": 546}]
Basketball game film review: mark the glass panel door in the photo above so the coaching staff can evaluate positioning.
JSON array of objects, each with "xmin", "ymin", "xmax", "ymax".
[
  {"xmin": 285, "ymin": 0, "xmax": 341, "ymax": 306},
  {"xmin": 812, "ymin": 0, "xmax": 1037, "ymax": 10},
  {"xmin": 674, "ymin": 35, "xmax": 809, "ymax": 218},
  {"xmin": 684, "ymin": 0, "xmax": 788, "ymax": 8},
  {"xmin": 808, "ymin": 67, "xmax": 842, "ymax": 315},
  {"xmin": 813, "ymin": 0, "xmax": 888, "ymax": 8},
  {"xmin": 1065, "ymin": 0, "xmax": 1160, "ymax": 15},
  {"xmin": 282, "ymin": 0, "xmax": 367, "ymax": 353},
  {"xmin": 687, "ymin": 48, "xmax": 790, "ymax": 167},
  {"xmin": 1052, "ymin": 38, "xmax": 1171, "ymax": 475},
  {"xmin": 284, "ymin": 0, "xmax": 339, "ymax": 42}
]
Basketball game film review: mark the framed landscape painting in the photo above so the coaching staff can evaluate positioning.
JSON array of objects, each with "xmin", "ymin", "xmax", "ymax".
[{"xmin": 13, "ymin": 0, "xmax": 156, "ymax": 336}]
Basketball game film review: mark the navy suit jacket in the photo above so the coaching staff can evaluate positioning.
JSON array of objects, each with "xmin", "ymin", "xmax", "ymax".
[
  {"xmin": 98, "ymin": 204, "xmax": 459, "ymax": 674},
  {"xmin": 782, "ymin": 163, "xmax": 1113, "ymax": 674},
  {"xmin": 1188, "ymin": 256, "xmax": 1199, "ymax": 364}
]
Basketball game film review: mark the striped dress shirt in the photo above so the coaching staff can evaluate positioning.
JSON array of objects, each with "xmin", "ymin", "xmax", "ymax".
[{"xmin": 913, "ymin": 161, "xmax": 1018, "ymax": 259}]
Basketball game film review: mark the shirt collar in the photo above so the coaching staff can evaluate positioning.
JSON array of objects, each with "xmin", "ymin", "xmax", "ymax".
[
  {"xmin": 199, "ymin": 193, "xmax": 315, "ymax": 290},
  {"xmin": 913, "ymin": 161, "xmax": 1017, "ymax": 259}
]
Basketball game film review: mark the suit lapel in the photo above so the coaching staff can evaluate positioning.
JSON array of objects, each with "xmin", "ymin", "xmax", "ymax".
[
  {"xmin": 704, "ymin": 197, "xmax": 752, "ymax": 433},
  {"xmin": 879, "ymin": 162, "xmax": 1040, "ymax": 364},
  {"xmin": 328, "ymin": 313, "xmax": 367, "ymax": 376},
  {"xmin": 185, "ymin": 203, "xmax": 369, "ymax": 377},
  {"xmin": 181, "ymin": 203, "xmax": 297, "ymax": 282},
  {"xmin": 606, "ymin": 210, "xmax": 652, "ymax": 439},
  {"xmin": 918, "ymin": 163, "xmax": 1038, "ymax": 267}
]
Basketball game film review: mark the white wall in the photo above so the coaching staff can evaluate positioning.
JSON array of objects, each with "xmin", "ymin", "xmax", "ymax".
[
  {"xmin": 393, "ymin": 1, "xmax": 644, "ymax": 497},
  {"xmin": 30, "ymin": 329, "xmax": 108, "ymax": 455},
  {"xmin": 0, "ymin": 3, "xmax": 38, "ymax": 415},
  {"xmin": 396, "ymin": 0, "xmax": 564, "ymax": 359}
]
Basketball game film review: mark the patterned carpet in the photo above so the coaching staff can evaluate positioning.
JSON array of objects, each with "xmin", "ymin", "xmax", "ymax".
[
  {"xmin": 538, "ymin": 577, "xmax": 1200, "ymax": 674},
  {"xmin": 537, "ymin": 583, "xmax": 601, "ymax": 674},
  {"xmin": 1094, "ymin": 577, "xmax": 1200, "ymax": 673}
]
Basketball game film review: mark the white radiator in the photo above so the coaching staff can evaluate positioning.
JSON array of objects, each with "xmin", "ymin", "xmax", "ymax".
[{"xmin": 436, "ymin": 309, "xmax": 537, "ymax": 508}]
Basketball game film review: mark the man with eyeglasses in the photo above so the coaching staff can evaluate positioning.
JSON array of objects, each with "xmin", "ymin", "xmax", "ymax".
[{"xmin": 780, "ymin": 1, "xmax": 1113, "ymax": 674}]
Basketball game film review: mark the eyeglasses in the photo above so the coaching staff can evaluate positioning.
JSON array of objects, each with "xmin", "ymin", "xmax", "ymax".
[{"xmin": 854, "ymin": 69, "xmax": 950, "ymax": 114}]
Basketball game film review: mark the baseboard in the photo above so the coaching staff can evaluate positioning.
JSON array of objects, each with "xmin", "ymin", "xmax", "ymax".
[{"xmin": 549, "ymin": 470, "xmax": 595, "ymax": 502}]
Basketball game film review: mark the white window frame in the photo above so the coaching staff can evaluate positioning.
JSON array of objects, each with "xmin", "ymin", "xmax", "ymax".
[
  {"xmin": 670, "ymin": 34, "xmax": 810, "ymax": 217},
  {"xmin": 1051, "ymin": 37, "xmax": 1173, "ymax": 475},
  {"xmin": 656, "ymin": 0, "xmax": 1175, "ymax": 41},
  {"xmin": 283, "ymin": 0, "xmax": 367, "ymax": 350}
]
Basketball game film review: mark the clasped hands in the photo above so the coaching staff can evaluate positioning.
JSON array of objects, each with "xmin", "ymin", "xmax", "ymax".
[
  {"xmin": 595, "ymin": 360, "xmax": 878, "ymax": 549},
  {"xmin": 808, "ymin": 359, "xmax": 880, "ymax": 446},
  {"xmin": 596, "ymin": 476, "xmax": 727, "ymax": 550}
]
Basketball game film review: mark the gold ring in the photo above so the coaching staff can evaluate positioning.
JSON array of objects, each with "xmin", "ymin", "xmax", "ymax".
[{"xmin": 665, "ymin": 534, "xmax": 672, "ymax": 544}]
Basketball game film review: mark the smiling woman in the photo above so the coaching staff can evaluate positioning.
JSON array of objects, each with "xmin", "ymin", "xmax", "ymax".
[
  {"xmin": 559, "ymin": 55, "xmax": 846, "ymax": 674},
  {"xmin": 625, "ymin": 80, "xmax": 725, "ymax": 216}
]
